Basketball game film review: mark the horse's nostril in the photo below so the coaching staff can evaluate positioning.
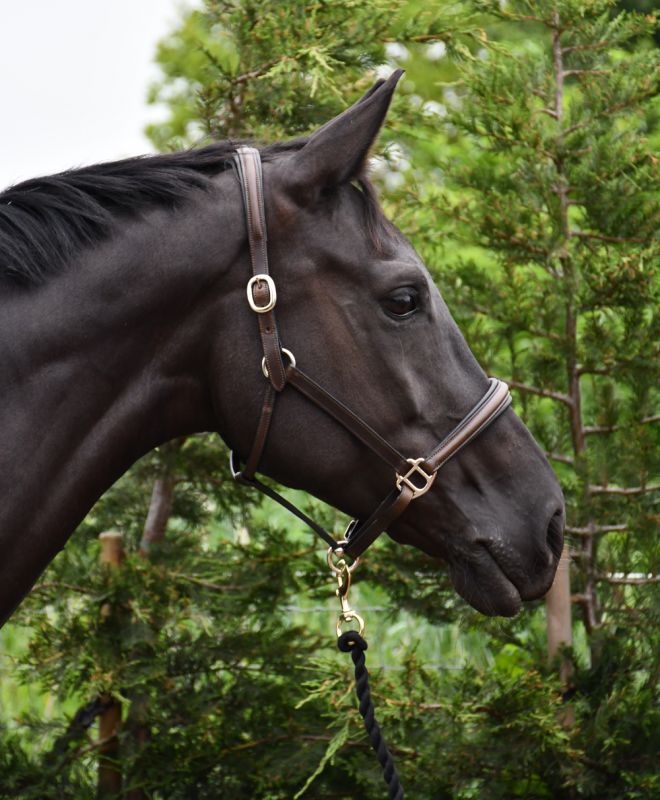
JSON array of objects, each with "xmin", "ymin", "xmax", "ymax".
[{"xmin": 546, "ymin": 509, "xmax": 565, "ymax": 560}]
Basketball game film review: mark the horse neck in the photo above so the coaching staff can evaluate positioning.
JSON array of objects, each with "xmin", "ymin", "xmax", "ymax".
[{"xmin": 0, "ymin": 182, "xmax": 242, "ymax": 624}]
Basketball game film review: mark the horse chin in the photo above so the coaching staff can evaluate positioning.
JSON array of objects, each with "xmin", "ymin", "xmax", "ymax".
[
  {"xmin": 448, "ymin": 557, "xmax": 523, "ymax": 617},
  {"xmin": 388, "ymin": 525, "xmax": 524, "ymax": 617}
]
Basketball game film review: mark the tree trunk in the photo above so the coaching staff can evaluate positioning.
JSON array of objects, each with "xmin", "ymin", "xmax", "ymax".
[
  {"xmin": 98, "ymin": 531, "xmax": 124, "ymax": 798},
  {"xmin": 128, "ymin": 443, "xmax": 182, "ymax": 798},
  {"xmin": 545, "ymin": 544, "xmax": 575, "ymax": 726},
  {"xmin": 139, "ymin": 474, "xmax": 176, "ymax": 555}
]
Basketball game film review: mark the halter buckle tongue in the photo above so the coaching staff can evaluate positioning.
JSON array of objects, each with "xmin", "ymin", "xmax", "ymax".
[{"xmin": 395, "ymin": 457, "xmax": 436, "ymax": 498}]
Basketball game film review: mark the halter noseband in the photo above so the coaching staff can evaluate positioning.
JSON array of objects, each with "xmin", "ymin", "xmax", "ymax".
[{"xmin": 229, "ymin": 146, "xmax": 512, "ymax": 559}]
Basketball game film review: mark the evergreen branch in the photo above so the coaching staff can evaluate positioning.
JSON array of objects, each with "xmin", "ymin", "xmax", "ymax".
[
  {"xmin": 570, "ymin": 230, "xmax": 649, "ymax": 245},
  {"xmin": 589, "ymin": 483, "xmax": 660, "ymax": 496},
  {"xmin": 59, "ymin": 733, "xmax": 118, "ymax": 767},
  {"xmin": 472, "ymin": 305, "xmax": 563, "ymax": 341},
  {"xmin": 561, "ymin": 41, "xmax": 611, "ymax": 54},
  {"xmin": 31, "ymin": 581, "xmax": 93, "ymax": 595},
  {"xmin": 380, "ymin": 697, "xmax": 479, "ymax": 710},
  {"xmin": 492, "ymin": 10, "xmax": 550, "ymax": 26},
  {"xmin": 562, "ymin": 69, "xmax": 611, "ymax": 78},
  {"xmin": 485, "ymin": 232, "xmax": 549, "ymax": 256},
  {"xmin": 214, "ymin": 731, "xmax": 418, "ymax": 759},
  {"xmin": 546, "ymin": 452, "xmax": 574, "ymax": 466},
  {"xmin": 584, "ymin": 424, "xmax": 616, "ymax": 435},
  {"xmin": 478, "ymin": 132, "xmax": 558, "ymax": 163},
  {"xmin": 563, "ymin": 90, "xmax": 660, "ymax": 136},
  {"xmin": 168, "ymin": 572, "xmax": 243, "ymax": 592},
  {"xmin": 233, "ymin": 59, "xmax": 283, "ymax": 86},
  {"xmin": 301, "ymin": 733, "xmax": 418, "ymax": 759},
  {"xmin": 577, "ymin": 365, "xmax": 612, "ymax": 376},
  {"xmin": 250, "ymin": 547, "xmax": 317, "ymax": 563},
  {"xmin": 508, "ymin": 380, "xmax": 573, "ymax": 406},
  {"xmin": 585, "ymin": 415, "xmax": 659, "ymax": 434},
  {"xmin": 383, "ymin": 34, "xmax": 449, "ymax": 43},
  {"xmin": 569, "ymin": 146, "xmax": 593, "ymax": 159},
  {"xmin": 597, "ymin": 574, "xmax": 660, "ymax": 586},
  {"xmin": 566, "ymin": 524, "xmax": 628, "ymax": 536}
]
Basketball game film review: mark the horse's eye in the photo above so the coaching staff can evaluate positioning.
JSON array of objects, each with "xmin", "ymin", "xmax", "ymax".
[{"xmin": 382, "ymin": 287, "xmax": 419, "ymax": 319}]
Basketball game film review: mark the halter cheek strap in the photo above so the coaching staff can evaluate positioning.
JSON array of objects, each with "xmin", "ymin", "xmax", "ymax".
[{"xmin": 230, "ymin": 146, "xmax": 512, "ymax": 558}]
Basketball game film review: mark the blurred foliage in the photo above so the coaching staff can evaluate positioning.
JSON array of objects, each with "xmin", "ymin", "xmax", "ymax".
[{"xmin": 1, "ymin": 1, "xmax": 658, "ymax": 798}]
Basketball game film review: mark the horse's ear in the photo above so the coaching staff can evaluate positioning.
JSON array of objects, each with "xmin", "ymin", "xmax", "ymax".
[{"xmin": 285, "ymin": 69, "xmax": 403, "ymax": 199}]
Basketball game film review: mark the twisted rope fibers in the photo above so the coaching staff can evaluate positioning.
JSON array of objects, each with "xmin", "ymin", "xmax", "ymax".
[{"xmin": 337, "ymin": 630, "xmax": 404, "ymax": 799}]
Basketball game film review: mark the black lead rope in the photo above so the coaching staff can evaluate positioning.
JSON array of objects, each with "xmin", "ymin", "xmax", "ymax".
[
  {"xmin": 330, "ymin": 549, "xmax": 405, "ymax": 798},
  {"xmin": 338, "ymin": 631, "xmax": 404, "ymax": 799}
]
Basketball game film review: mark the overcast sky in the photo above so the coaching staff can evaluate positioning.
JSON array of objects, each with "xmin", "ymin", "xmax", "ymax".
[{"xmin": 0, "ymin": 0, "xmax": 189, "ymax": 190}]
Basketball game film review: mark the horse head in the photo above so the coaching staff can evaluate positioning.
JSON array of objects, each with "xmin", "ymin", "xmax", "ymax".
[{"xmin": 214, "ymin": 71, "xmax": 564, "ymax": 616}]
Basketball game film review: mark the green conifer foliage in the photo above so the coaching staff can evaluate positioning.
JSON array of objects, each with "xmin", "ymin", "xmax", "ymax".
[
  {"xmin": 423, "ymin": 0, "xmax": 659, "ymax": 648},
  {"xmin": 1, "ymin": 2, "xmax": 657, "ymax": 799}
]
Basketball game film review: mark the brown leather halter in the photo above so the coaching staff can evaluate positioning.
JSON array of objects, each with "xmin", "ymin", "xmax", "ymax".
[{"xmin": 230, "ymin": 146, "xmax": 512, "ymax": 559}]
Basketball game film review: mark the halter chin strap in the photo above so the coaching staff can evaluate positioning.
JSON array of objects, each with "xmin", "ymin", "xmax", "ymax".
[{"xmin": 230, "ymin": 146, "xmax": 512, "ymax": 558}]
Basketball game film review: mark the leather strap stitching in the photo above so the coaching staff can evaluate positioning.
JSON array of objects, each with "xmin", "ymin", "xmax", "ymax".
[
  {"xmin": 234, "ymin": 147, "xmax": 287, "ymax": 390},
  {"xmin": 286, "ymin": 365, "xmax": 409, "ymax": 474}
]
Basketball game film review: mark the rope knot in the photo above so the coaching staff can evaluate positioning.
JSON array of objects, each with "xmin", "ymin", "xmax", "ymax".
[{"xmin": 337, "ymin": 630, "xmax": 368, "ymax": 653}]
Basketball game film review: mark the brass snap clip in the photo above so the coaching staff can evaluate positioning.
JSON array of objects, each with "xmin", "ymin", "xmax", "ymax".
[{"xmin": 328, "ymin": 545, "xmax": 364, "ymax": 639}]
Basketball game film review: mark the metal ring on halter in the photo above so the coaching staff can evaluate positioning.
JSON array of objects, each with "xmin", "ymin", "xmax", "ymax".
[
  {"xmin": 327, "ymin": 542, "xmax": 360, "ymax": 575},
  {"xmin": 247, "ymin": 274, "xmax": 277, "ymax": 313},
  {"xmin": 261, "ymin": 348, "xmax": 296, "ymax": 379}
]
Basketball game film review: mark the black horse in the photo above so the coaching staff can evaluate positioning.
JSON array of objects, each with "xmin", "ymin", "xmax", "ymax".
[{"xmin": 0, "ymin": 71, "xmax": 564, "ymax": 626}]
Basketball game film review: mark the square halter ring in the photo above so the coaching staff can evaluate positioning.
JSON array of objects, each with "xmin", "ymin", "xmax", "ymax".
[
  {"xmin": 395, "ymin": 457, "xmax": 436, "ymax": 499},
  {"xmin": 247, "ymin": 274, "xmax": 277, "ymax": 313}
]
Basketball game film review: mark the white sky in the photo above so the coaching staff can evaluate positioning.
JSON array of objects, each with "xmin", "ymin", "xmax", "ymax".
[{"xmin": 0, "ymin": 0, "xmax": 189, "ymax": 190}]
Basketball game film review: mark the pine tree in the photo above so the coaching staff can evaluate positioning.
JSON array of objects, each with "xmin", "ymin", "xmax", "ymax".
[
  {"xmin": 1, "ymin": 3, "xmax": 658, "ymax": 798},
  {"xmin": 428, "ymin": 0, "xmax": 659, "ymax": 650}
]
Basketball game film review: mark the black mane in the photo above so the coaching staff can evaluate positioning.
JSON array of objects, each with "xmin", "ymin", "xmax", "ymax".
[
  {"xmin": 0, "ymin": 141, "xmax": 303, "ymax": 287},
  {"xmin": 0, "ymin": 139, "xmax": 388, "ymax": 288}
]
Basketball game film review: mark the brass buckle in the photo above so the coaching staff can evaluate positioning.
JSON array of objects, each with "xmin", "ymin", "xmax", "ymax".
[
  {"xmin": 395, "ymin": 458, "xmax": 436, "ymax": 498},
  {"xmin": 247, "ymin": 274, "xmax": 277, "ymax": 313}
]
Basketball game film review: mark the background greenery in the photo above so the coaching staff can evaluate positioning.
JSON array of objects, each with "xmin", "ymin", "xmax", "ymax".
[{"xmin": 1, "ymin": 1, "xmax": 658, "ymax": 798}]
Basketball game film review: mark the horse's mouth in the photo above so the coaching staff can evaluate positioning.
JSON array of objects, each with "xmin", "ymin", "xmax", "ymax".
[
  {"xmin": 449, "ymin": 554, "xmax": 523, "ymax": 617},
  {"xmin": 445, "ymin": 512, "xmax": 563, "ymax": 617},
  {"xmin": 391, "ymin": 505, "xmax": 563, "ymax": 617},
  {"xmin": 449, "ymin": 536, "xmax": 561, "ymax": 617}
]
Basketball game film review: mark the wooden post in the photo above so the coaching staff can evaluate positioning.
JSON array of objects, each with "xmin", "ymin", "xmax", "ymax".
[
  {"xmin": 545, "ymin": 544, "xmax": 574, "ymax": 726},
  {"xmin": 98, "ymin": 531, "xmax": 124, "ymax": 798}
]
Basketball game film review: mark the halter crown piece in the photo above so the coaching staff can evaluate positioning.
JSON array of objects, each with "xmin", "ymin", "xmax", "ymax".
[{"xmin": 230, "ymin": 146, "xmax": 512, "ymax": 559}]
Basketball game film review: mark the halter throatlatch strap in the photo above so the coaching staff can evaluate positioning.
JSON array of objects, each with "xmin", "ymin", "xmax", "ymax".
[{"xmin": 230, "ymin": 145, "xmax": 513, "ymax": 559}]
